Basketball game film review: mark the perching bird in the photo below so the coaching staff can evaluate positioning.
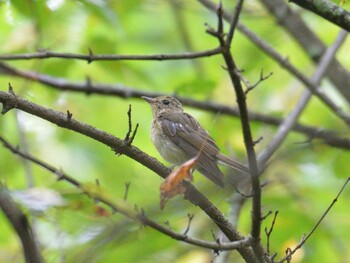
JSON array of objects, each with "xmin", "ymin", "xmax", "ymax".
[{"xmin": 143, "ymin": 96, "xmax": 249, "ymax": 187}]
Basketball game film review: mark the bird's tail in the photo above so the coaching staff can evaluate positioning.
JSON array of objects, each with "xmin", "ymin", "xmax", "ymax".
[{"xmin": 216, "ymin": 153, "xmax": 250, "ymax": 175}]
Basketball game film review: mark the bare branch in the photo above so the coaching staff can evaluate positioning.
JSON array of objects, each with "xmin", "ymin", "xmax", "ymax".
[
  {"xmin": 183, "ymin": 213, "xmax": 194, "ymax": 235},
  {"xmin": 0, "ymin": 184, "xmax": 44, "ymax": 263},
  {"xmin": 245, "ymin": 70, "xmax": 273, "ymax": 94},
  {"xmin": 0, "ymin": 91, "xmax": 256, "ymax": 259},
  {"xmin": 226, "ymin": 0, "xmax": 244, "ymax": 45},
  {"xmin": 0, "ymin": 136, "xmax": 81, "ymax": 187},
  {"xmin": 289, "ymin": 0, "xmax": 350, "ymax": 32},
  {"xmin": 258, "ymin": 29, "xmax": 349, "ymax": 168},
  {"xmin": 260, "ymin": 0, "xmax": 350, "ymax": 103},
  {"xmin": 199, "ymin": 0, "xmax": 350, "ymax": 126},
  {"xmin": 239, "ymin": 24, "xmax": 350, "ymax": 126},
  {"xmin": 278, "ymin": 177, "xmax": 350, "ymax": 263},
  {"xmin": 207, "ymin": 5, "xmax": 266, "ymax": 262},
  {"xmin": 265, "ymin": 211, "xmax": 278, "ymax": 255},
  {"xmin": 123, "ymin": 105, "xmax": 139, "ymax": 146},
  {"xmin": 0, "ymin": 136, "xmax": 253, "ymax": 251},
  {"xmin": 0, "ymin": 47, "xmax": 223, "ymax": 62},
  {"xmin": 0, "ymin": 62, "xmax": 348, "ymax": 149}
]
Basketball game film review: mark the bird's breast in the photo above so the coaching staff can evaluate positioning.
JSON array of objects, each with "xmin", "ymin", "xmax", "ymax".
[{"xmin": 151, "ymin": 120, "xmax": 187, "ymax": 165}]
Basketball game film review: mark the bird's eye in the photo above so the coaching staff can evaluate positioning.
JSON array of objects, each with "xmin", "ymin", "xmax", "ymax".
[{"xmin": 163, "ymin": 99, "xmax": 170, "ymax": 105}]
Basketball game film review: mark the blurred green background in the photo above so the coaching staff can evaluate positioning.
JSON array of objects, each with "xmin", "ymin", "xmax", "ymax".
[{"xmin": 0, "ymin": 1, "xmax": 349, "ymax": 262}]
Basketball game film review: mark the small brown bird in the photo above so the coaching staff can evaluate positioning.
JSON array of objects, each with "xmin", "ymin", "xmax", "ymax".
[{"xmin": 142, "ymin": 96, "xmax": 249, "ymax": 188}]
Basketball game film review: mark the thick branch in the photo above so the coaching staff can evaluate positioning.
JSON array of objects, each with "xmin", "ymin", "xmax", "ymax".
[
  {"xmin": 0, "ymin": 184, "xmax": 44, "ymax": 263},
  {"xmin": 207, "ymin": 4, "xmax": 266, "ymax": 262},
  {"xmin": 290, "ymin": 0, "xmax": 350, "ymax": 32},
  {"xmin": 0, "ymin": 90, "xmax": 256, "ymax": 260},
  {"xmin": 0, "ymin": 136, "xmax": 253, "ymax": 251}
]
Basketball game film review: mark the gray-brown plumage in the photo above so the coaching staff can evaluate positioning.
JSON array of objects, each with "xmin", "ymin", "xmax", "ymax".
[{"xmin": 142, "ymin": 96, "xmax": 249, "ymax": 188}]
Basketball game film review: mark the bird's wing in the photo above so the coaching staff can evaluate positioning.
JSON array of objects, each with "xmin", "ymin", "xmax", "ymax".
[
  {"xmin": 159, "ymin": 111, "xmax": 220, "ymax": 158},
  {"xmin": 159, "ymin": 111, "xmax": 225, "ymax": 187},
  {"xmin": 160, "ymin": 111, "xmax": 249, "ymax": 179}
]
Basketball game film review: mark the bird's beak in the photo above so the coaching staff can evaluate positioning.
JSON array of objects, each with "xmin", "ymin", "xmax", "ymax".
[{"xmin": 141, "ymin": 96, "xmax": 155, "ymax": 104}]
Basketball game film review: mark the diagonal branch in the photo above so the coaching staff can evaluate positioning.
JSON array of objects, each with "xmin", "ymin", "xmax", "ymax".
[
  {"xmin": 289, "ymin": 0, "xmax": 350, "ymax": 32},
  {"xmin": 198, "ymin": 0, "xmax": 350, "ymax": 126},
  {"xmin": 278, "ymin": 177, "xmax": 350, "ymax": 263},
  {"xmin": 225, "ymin": 0, "xmax": 244, "ymax": 45},
  {"xmin": 0, "ymin": 136, "xmax": 253, "ymax": 252},
  {"xmin": 258, "ymin": 30, "xmax": 348, "ymax": 167},
  {"xmin": 260, "ymin": 0, "xmax": 350, "ymax": 103},
  {"xmin": 0, "ymin": 184, "xmax": 44, "ymax": 263},
  {"xmin": 0, "ymin": 90, "xmax": 256, "ymax": 261}
]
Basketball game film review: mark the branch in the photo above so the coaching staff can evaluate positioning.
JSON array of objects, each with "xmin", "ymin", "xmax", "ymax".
[
  {"xmin": 0, "ymin": 61, "xmax": 348, "ymax": 149},
  {"xmin": 0, "ymin": 136, "xmax": 82, "ymax": 188},
  {"xmin": 198, "ymin": 0, "xmax": 350, "ymax": 126},
  {"xmin": 237, "ymin": 26, "xmax": 350, "ymax": 126},
  {"xmin": 240, "ymin": 25, "xmax": 350, "ymax": 127},
  {"xmin": 207, "ymin": 4, "xmax": 267, "ymax": 262},
  {"xmin": 289, "ymin": 0, "xmax": 350, "ymax": 32},
  {"xmin": 264, "ymin": 211, "xmax": 278, "ymax": 256},
  {"xmin": 0, "ymin": 184, "xmax": 44, "ymax": 263},
  {"xmin": 260, "ymin": 0, "xmax": 350, "ymax": 103},
  {"xmin": 278, "ymin": 177, "xmax": 350, "ymax": 263},
  {"xmin": 225, "ymin": 0, "xmax": 244, "ymax": 45},
  {"xmin": 258, "ymin": 30, "xmax": 348, "ymax": 167},
  {"xmin": 243, "ymin": 69, "xmax": 273, "ymax": 94},
  {"xmin": 0, "ymin": 90, "xmax": 256, "ymax": 260},
  {"xmin": 215, "ymin": 192, "xmax": 249, "ymax": 262},
  {"xmin": 169, "ymin": 0, "xmax": 205, "ymax": 75},
  {"xmin": 0, "ymin": 135, "xmax": 253, "ymax": 251},
  {"xmin": 123, "ymin": 105, "xmax": 139, "ymax": 146},
  {"xmin": 0, "ymin": 47, "xmax": 223, "ymax": 62}
]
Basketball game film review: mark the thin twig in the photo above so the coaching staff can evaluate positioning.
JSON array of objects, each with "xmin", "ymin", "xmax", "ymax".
[
  {"xmin": 0, "ymin": 47, "xmax": 223, "ymax": 61},
  {"xmin": 123, "ymin": 182, "xmax": 131, "ymax": 201},
  {"xmin": 225, "ymin": 0, "xmax": 244, "ymax": 45},
  {"xmin": 278, "ymin": 177, "xmax": 350, "ymax": 263},
  {"xmin": 0, "ymin": 136, "xmax": 81, "ymax": 187},
  {"xmin": 123, "ymin": 105, "xmax": 139, "ymax": 146},
  {"xmin": 245, "ymin": 70, "xmax": 273, "ymax": 94},
  {"xmin": 261, "ymin": 211, "xmax": 272, "ymax": 221},
  {"xmin": 264, "ymin": 211, "xmax": 278, "ymax": 255},
  {"xmin": 125, "ymin": 105, "xmax": 133, "ymax": 141},
  {"xmin": 183, "ymin": 213, "xmax": 195, "ymax": 235}
]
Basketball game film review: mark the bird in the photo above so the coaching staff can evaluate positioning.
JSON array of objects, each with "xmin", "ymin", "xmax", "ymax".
[{"xmin": 142, "ymin": 95, "xmax": 249, "ymax": 188}]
